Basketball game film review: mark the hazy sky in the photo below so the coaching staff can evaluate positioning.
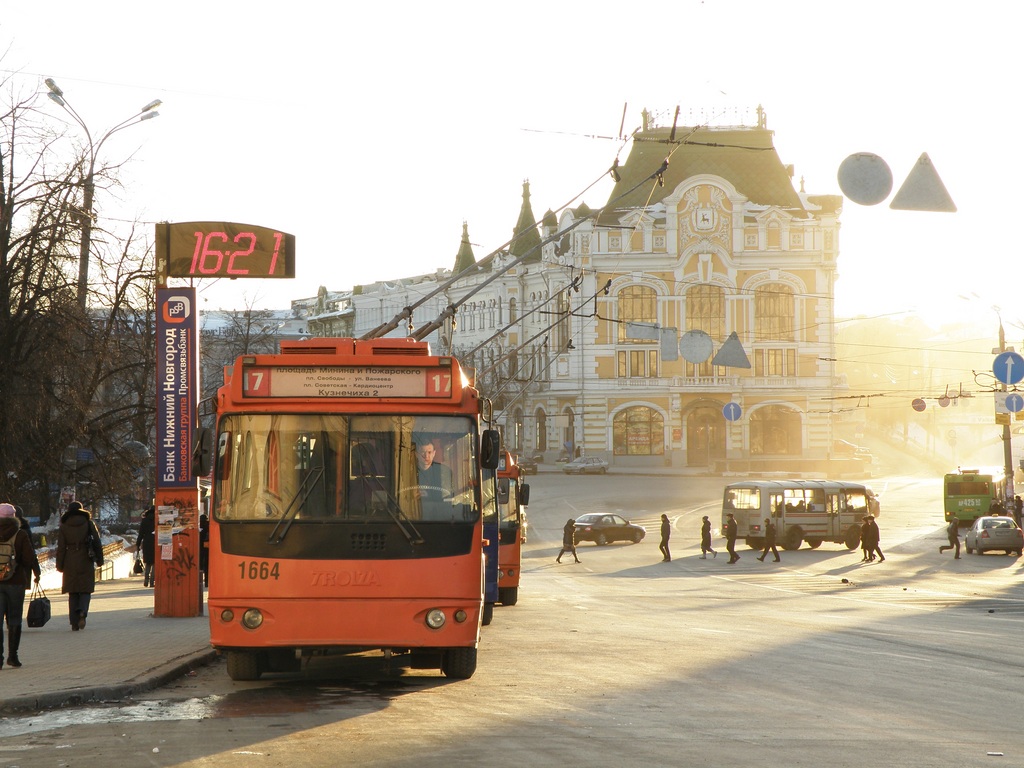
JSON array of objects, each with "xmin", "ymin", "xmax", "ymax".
[{"xmin": 2, "ymin": 1, "xmax": 1019, "ymax": 335}]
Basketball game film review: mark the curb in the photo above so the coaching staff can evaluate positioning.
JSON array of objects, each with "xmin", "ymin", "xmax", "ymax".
[{"xmin": 0, "ymin": 648, "xmax": 219, "ymax": 715}]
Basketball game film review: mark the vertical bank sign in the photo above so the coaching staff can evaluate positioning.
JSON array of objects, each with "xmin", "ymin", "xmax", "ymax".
[{"xmin": 156, "ymin": 288, "xmax": 197, "ymax": 488}]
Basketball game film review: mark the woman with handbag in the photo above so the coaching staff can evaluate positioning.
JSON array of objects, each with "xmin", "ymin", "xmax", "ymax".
[
  {"xmin": 0, "ymin": 502, "xmax": 41, "ymax": 668},
  {"xmin": 56, "ymin": 501, "xmax": 104, "ymax": 631}
]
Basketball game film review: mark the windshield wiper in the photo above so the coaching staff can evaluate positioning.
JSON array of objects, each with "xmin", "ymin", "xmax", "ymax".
[
  {"xmin": 268, "ymin": 466, "xmax": 325, "ymax": 545},
  {"xmin": 381, "ymin": 490, "xmax": 425, "ymax": 546}
]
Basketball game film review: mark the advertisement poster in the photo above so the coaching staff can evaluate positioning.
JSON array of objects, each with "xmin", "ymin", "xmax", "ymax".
[
  {"xmin": 155, "ymin": 288, "xmax": 196, "ymax": 488},
  {"xmin": 158, "ymin": 506, "xmax": 176, "ymax": 560}
]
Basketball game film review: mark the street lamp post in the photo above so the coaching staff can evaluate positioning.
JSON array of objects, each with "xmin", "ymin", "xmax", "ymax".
[{"xmin": 44, "ymin": 78, "xmax": 161, "ymax": 307}]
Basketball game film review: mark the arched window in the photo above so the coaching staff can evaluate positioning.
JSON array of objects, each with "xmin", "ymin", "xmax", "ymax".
[
  {"xmin": 617, "ymin": 285, "xmax": 658, "ymax": 342},
  {"xmin": 613, "ymin": 406, "xmax": 665, "ymax": 456},
  {"xmin": 750, "ymin": 405, "xmax": 801, "ymax": 456},
  {"xmin": 755, "ymin": 284, "xmax": 794, "ymax": 341},
  {"xmin": 685, "ymin": 284, "xmax": 725, "ymax": 377},
  {"xmin": 535, "ymin": 409, "xmax": 547, "ymax": 452},
  {"xmin": 509, "ymin": 297, "xmax": 518, "ymax": 324}
]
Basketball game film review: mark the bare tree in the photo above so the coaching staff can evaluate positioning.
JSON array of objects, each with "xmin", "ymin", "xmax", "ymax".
[{"xmin": 0, "ymin": 74, "xmax": 156, "ymax": 522}]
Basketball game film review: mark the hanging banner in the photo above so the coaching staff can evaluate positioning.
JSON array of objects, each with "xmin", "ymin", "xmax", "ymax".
[{"xmin": 156, "ymin": 288, "xmax": 197, "ymax": 488}]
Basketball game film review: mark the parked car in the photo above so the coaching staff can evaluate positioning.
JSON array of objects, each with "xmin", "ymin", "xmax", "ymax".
[
  {"xmin": 965, "ymin": 515, "xmax": 1024, "ymax": 556},
  {"xmin": 573, "ymin": 513, "xmax": 645, "ymax": 546},
  {"xmin": 834, "ymin": 439, "xmax": 873, "ymax": 463},
  {"xmin": 515, "ymin": 454, "xmax": 539, "ymax": 475},
  {"xmin": 561, "ymin": 456, "xmax": 609, "ymax": 475}
]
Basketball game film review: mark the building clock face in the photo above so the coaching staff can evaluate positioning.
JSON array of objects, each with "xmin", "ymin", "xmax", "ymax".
[{"xmin": 157, "ymin": 222, "xmax": 296, "ymax": 279}]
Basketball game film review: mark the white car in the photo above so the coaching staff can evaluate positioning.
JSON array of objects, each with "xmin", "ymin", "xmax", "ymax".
[{"xmin": 561, "ymin": 457, "xmax": 609, "ymax": 475}]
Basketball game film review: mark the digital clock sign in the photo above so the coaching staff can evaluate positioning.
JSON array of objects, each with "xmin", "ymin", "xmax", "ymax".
[{"xmin": 157, "ymin": 221, "xmax": 295, "ymax": 279}]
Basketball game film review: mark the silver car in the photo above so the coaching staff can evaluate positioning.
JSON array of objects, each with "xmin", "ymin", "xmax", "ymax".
[{"xmin": 964, "ymin": 516, "xmax": 1024, "ymax": 556}]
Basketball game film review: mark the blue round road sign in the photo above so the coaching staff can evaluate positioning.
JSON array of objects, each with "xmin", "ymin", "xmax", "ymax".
[
  {"xmin": 723, "ymin": 402, "xmax": 742, "ymax": 421},
  {"xmin": 993, "ymin": 351, "xmax": 1024, "ymax": 385},
  {"xmin": 1007, "ymin": 393, "xmax": 1024, "ymax": 413}
]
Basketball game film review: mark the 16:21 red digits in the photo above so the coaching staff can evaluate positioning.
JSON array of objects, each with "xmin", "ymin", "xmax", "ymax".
[{"xmin": 189, "ymin": 229, "xmax": 284, "ymax": 276}]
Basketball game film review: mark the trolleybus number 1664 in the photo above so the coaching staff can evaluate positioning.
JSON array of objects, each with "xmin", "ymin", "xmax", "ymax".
[{"xmin": 238, "ymin": 561, "xmax": 281, "ymax": 580}]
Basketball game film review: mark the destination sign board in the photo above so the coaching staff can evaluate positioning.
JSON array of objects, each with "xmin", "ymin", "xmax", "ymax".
[{"xmin": 241, "ymin": 366, "xmax": 454, "ymax": 399}]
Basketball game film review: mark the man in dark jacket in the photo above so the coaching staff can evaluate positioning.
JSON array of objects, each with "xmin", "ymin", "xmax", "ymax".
[
  {"xmin": 725, "ymin": 513, "xmax": 739, "ymax": 564},
  {"xmin": 555, "ymin": 518, "xmax": 580, "ymax": 564},
  {"xmin": 0, "ymin": 502, "xmax": 41, "ymax": 668},
  {"xmin": 757, "ymin": 517, "xmax": 780, "ymax": 562},
  {"xmin": 56, "ymin": 501, "xmax": 104, "ymax": 631},
  {"xmin": 659, "ymin": 514, "xmax": 671, "ymax": 562},
  {"xmin": 136, "ymin": 506, "xmax": 156, "ymax": 587}
]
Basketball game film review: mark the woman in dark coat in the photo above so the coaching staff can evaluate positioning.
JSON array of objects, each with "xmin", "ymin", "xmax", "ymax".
[
  {"xmin": 136, "ymin": 506, "xmax": 156, "ymax": 587},
  {"xmin": 56, "ymin": 501, "xmax": 104, "ymax": 630},
  {"xmin": 0, "ymin": 502, "xmax": 41, "ymax": 668}
]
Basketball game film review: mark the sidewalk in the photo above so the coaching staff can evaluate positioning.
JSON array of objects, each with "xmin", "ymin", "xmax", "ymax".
[{"xmin": 0, "ymin": 567, "xmax": 215, "ymax": 715}]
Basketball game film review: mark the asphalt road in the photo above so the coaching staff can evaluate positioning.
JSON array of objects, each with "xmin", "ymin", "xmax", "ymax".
[{"xmin": 2, "ymin": 460, "xmax": 1023, "ymax": 767}]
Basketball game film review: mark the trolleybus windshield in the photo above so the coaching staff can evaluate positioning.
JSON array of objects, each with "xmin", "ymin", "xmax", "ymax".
[{"xmin": 214, "ymin": 413, "xmax": 480, "ymax": 525}]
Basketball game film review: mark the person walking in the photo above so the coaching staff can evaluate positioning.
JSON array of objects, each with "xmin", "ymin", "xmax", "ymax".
[
  {"xmin": 939, "ymin": 516, "xmax": 961, "ymax": 559},
  {"xmin": 757, "ymin": 517, "xmax": 780, "ymax": 562},
  {"xmin": 0, "ymin": 502, "xmax": 41, "ymax": 669},
  {"xmin": 1014, "ymin": 496, "xmax": 1022, "ymax": 528},
  {"xmin": 860, "ymin": 516, "xmax": 874, "ymax": 562},
  {"xmin": 136, "ymin": 506, "xmax": 156, "ymax": 587},
  {"xmin": 725, "ymin": 512, "xmax": 739, "ymax": 564},
  {"xmin": 700, "ymin": 516, "xmax": 717, "ymax": 559},
  {"xmin": 555, "ymin": 518, "xmax": 580, "ymax": 564},
  {"xmin": 659, "ymin": 514, "xmax": 671, "ymax": 562},
  {"xmin": 867, "ymin": 515, "xmax": 885, "ymax": 562},
  {"xmin": 199, "ymin": 512, "xmax": 210, "ymax": 587},
  {"xmin": 56, "ymin": 501, "xmax": 104, "ymax": 631}
]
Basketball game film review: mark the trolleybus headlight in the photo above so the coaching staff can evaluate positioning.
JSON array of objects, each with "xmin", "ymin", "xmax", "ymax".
[
  {"xmin": 220, "ymin": 609, "xmax": 235, "ymax": 623},
  {"xmin": 425, "ymin": 609, "xmax": 447, "ymax": 629},
  {"xmin": 454, "ymin": 609, "xmax": 468, "ymax": 623},
  {"xmin": 241, "ymin": 608, "xmax": 264, "ymax": 630}
]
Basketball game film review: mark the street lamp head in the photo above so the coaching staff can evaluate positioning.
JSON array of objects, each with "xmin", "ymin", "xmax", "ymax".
[
  {"xmin": 46, "ymin": 91, "xmax": 66, "ymax": 107},
  {"xmin": 140, "ymin": 111, "xmax": 160, "ymax": 121},
  {"xmin": 141, "ymin": 99, "xmax": 162, "ymax": 112},
  {"xmin": 44, "ymin": 77, "xmax": 63, "ymax": 97}
]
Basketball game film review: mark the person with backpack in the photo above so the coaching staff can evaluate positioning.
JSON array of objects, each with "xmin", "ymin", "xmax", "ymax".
[
  {"xmin": 56, "ymin": 501, "xmax": 104, "ymax": 631},
  {"xmin": 0, "ymin": 502, "xmax": 41, "ymax": 669}
]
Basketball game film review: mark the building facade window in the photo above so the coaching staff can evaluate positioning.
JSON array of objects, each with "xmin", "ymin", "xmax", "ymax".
[
  {"xmin": 613, "ymin": 406, "xmax": 665, "ymax": 456},
  {"xmin": 617, "ymin": 349, "xmax": 659, "ymax": 378},
  {"xmin": 685, "ymin": 284, "xmax": 726, "ymax": 377},
  {"xmin": 754, "ymin": 284, "xmax": 794, "ymax": 341},
  {"xmin": 754, "ymin": 348, "xmax": 797, "ymax": 377},
  {"xmin": 749, "ymin": 405, "xmax": 801, "ymax": 456},
  {"xmin": 617, "ymin": 285, "xmax": 658, "ymax": 342}
]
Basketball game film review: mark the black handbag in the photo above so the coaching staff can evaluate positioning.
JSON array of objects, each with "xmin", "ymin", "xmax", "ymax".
[
  {"xmin": 133, "ymin": 555, "xmax": 144, "ymax": 575},
  {"xmin": 26, "ymin": 584, "xmax": 50, "ymax": 628}
]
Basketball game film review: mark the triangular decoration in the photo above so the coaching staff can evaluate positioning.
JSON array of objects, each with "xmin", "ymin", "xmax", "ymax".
[
  {"xmin": 889, "ymin": 153, "xmax": 956, "ymax": 212},
  {"xmin": 711, "ymin": 331, "xmax": 751, "ymax": 369}
]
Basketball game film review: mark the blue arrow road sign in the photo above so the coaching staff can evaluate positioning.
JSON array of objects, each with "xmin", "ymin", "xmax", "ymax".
[
  {"xmin": 723, "ymin": 402, "xmax": 742, "ymax": 421},
  {"xmin": 1007, "ymin": 394, "xmax": 1024, "ymax": 413},
  {"xmin": 994, "ymin": 351, "xmax": 1024, "ymax": 385}
]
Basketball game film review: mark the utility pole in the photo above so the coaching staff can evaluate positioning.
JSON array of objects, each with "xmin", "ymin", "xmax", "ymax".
[
  {"xmin": 998, "ymin": 318, "xmax": 1016, "ymax": 501},
  {"xmin": 44, "ymin": 78, "xmax": 161, "ymax": 307}
]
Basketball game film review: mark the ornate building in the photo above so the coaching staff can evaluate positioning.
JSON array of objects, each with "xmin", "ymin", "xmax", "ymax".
[{"xmin": 316, "ymin": 107, "xmax": 847, "ymax": 472}]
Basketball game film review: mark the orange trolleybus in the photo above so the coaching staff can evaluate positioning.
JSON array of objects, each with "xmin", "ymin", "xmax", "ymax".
[
  {"xmin": 496, "ymin": 451, "xmax": 529, "ymax": 606},
  {"xmin": 207, "ymin": 337, "xmax": 501, "ymax": 681}
]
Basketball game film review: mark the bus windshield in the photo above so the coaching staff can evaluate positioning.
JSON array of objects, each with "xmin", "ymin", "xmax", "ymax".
[{"xmin": 214, "ymin": 413, "xmax": 479, "ymax": 523}]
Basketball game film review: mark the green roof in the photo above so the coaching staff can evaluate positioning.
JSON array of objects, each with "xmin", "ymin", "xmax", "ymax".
[{"xmin": 599, "ymin": 124, "xmax": 806, "ymax": 224}]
